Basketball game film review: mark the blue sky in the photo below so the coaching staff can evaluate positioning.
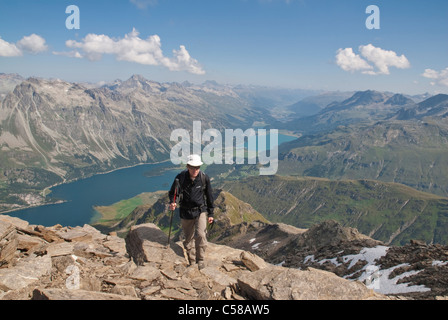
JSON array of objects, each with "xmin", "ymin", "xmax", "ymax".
[{"xmin": 0, "ymin": 0, "xmax": 447, "ymax": 95}]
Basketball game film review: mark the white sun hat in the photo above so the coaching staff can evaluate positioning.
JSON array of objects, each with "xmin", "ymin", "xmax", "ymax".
[{"xmin": 186, "ymin": 154, "xmax": 203, "ymax": 167}]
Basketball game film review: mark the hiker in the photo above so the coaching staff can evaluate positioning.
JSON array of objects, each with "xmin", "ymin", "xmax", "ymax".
[{"xmin": 168, "ymin": 154, "xmax": 215, "ymax": 270}]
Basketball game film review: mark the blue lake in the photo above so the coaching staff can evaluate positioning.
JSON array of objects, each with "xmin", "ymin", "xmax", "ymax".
[
  {"xmin": 6, "ymin": 133, "xmax": 297, "ymax": 227},
  {"xmin": 7, "ymin": 161, "xmax": 179, "ymax": 227}
]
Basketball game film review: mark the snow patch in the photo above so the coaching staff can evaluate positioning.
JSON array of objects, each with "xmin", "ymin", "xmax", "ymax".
[
  {"xmin": 303, "ymin": 245, "xmax": 431, "ymax": 295},
  {"xmin": 343, "ymin": 245, "xmax": 389, "ymax": 269},
  {"xmin": 432, "ymin": 260, "xmax": 448, "ymax": 267}
]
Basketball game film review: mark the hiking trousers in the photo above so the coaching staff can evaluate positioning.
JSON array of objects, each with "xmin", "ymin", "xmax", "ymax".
[{"xmin": 181, "ymin": 211, "xmax": 208, "ymax": 263}]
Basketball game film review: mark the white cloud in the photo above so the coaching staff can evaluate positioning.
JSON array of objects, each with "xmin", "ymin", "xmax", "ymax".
[
  {"xmin": 16, "ymin": 34, "xmax": 48, "ymax": 54},
  {"xmin": 335, "ymin": 48, "xmax": 373, "ymax": 73},
  {"xmin": 359, "ymin": 44, "xmax": 410, "ymax": 75},
  {"xmin": 64, "ymin": 28, "xmax": 205, "ymax": 75},
  {"xmin": 336, "ymin": 44, "xmax": 410, "ymax": 76},
  {"xmin": 0, "ymin": 34, "xmax": 48, "ymax": 57},
  {"xmin": 422, "ymin": 67, "xmax": 448, "ymax": 88},
  {"xmin": 0, "ymin": 37, "xmax": 22, "ymax": 57},
  {"xmin": 168, "ymin": 45, "xmax": 206, "ymax": 74}
]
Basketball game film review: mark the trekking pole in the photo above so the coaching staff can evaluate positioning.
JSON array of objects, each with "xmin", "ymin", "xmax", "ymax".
[{"xmin": 167, "ymin": 178, "xmax": 179, "ymax": 246}]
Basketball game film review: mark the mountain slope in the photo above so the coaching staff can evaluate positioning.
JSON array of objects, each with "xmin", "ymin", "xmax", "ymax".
[
  {"xmin": 393, "ymin": 94, "xmax": 448, "ymax": 120},
  {"xmin": 93, "ymin": 189, "xmax": 269, "ymax": 240},
  {"xmin": 278, "ymin": 117, "xmax": 448, "ymax": 197},
  {"xmin": 222, "ymin": 175, "xmax": 448, "ymax": 245},
  {"xmin": 0, "ymin": 75, "xmax": 275, "ymax": 212}
]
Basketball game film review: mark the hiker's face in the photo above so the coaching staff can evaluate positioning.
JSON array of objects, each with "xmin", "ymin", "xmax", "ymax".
[{"xmin": 187, "ymin": 165, "xmax": 200, "ymax": 179}]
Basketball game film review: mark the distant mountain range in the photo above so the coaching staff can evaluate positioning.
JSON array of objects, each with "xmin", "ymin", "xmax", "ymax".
[
  {"xmin": 1, "ymin": 74, "xmax": 301, "ymax": 212},
  {"xmin": 207, "ymin": 90, "xmax": 448, "ymax": 198},
  {"xmin": 393, "ymin": 93, "xmax": 448, "ymax": 120},
  {"xmin": 277, "ymin": 92, "xmax": 448, "ymax": 197},
  {"xmin": 2, "ymin": 73, "xmax": 448, "ymax": 251},
  {"xmin": 280, "ymin": 90, "xmax": 427, "ymax": 134}
]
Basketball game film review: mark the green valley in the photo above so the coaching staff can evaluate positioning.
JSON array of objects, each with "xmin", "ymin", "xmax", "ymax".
[
  {"xmin": 221, "ymin": 175, "xmax": 448, "ymax": 245},
  {"xmin": 278, "ymin": 120, "xmax": 448, "ymax": 197}
]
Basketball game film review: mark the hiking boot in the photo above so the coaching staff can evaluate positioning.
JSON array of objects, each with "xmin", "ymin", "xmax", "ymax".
[
  {"xmin": 186, "ymin": 250, "xmax": 196, "ymax": 266},
  {"xmin": 198, "ymin": 261, "xmax": 205, "ymax": 270}
]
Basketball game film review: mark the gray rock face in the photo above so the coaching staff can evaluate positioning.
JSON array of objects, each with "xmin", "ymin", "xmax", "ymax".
[
  {"xmin": 0, "ymin": 215, "xmax": 386, "ymax": 300},
  {"xmin": 0, "ymin": 76, "xmax": 264, "ymax": 180},
  {"xmin": 237, "ymin": 266, "xmax": 381, "ymax": 300},
  {"xmin": 233, "ymin": 219, "xmax": 448, "ymax": 300}
]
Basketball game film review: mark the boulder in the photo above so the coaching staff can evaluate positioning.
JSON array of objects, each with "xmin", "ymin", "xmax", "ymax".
[
  {"xmin": 0, "ymin": 220, "xmax": 17, "ymax": 267},
  {"xmin": 0, "ymin": 255, "xmax": 52, "ymax": 291},
  {"xmin": 240, "ymin": 251, "xmax": 268, "ymax": 271},
  {"xmin": 56, "ymin": 228, "xmax": 93, "ymax": 243},
  {"xmin": 0, "ymin": 215, "xmax": 29, "ymax": 230},
  {"xmin": 125, "ymin": 223, "xmax": 182, "ymax": 265},
  {"xmin": 237, "ymin": 266, "xmax": 384, "ymax": 300}
]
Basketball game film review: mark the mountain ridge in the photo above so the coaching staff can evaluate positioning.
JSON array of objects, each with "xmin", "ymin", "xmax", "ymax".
[
  {"xmin": 281, "ymin": 90, "xmax": 417, "ymax": 135},
  {"xmin": 0, "ymin": 74, "xmax": 279, "ymax": 212},
  {"xmin": 225, "ymin": 219, "xmax": 448, "ymax": 299},
  {"xmin": 278, "ymin": 93, "xmax": 448, "ymax": 197},
  {"xmin": 393, "ymin": 93, "xmax": 448, "ymax": 120}
]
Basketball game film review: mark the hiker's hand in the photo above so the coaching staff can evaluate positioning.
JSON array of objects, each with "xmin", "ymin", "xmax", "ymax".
[
  {"xmin": 208, "ymin": 217, "xmax": 214, "ymax": 224},
  {"xmin": 169, "ymin": 203, "xmax": 177, "ymax": 211}
]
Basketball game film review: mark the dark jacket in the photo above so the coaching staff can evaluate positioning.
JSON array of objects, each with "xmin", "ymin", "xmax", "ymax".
[{"xmin": 169, "ymin": 170, "xmax": 214, "ymax": 220}]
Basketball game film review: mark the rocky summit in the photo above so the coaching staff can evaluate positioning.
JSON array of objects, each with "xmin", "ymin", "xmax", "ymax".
[
  {"xmin": 229, "ymin": 220, "xmax": 448, "ymax": 300},
  {"xmin": 0, "ymin": 214, "xmax": 386, "ymax": 301}
]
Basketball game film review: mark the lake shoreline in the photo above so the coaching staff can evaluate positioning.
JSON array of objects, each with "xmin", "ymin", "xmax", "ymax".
[
  {"xmin": 3, "ymin": 133, "xmax": 297, "ymax": 227},
  {"xmin": 0, "ymin": 159, "xmax": 174, "ymax": 217}
]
